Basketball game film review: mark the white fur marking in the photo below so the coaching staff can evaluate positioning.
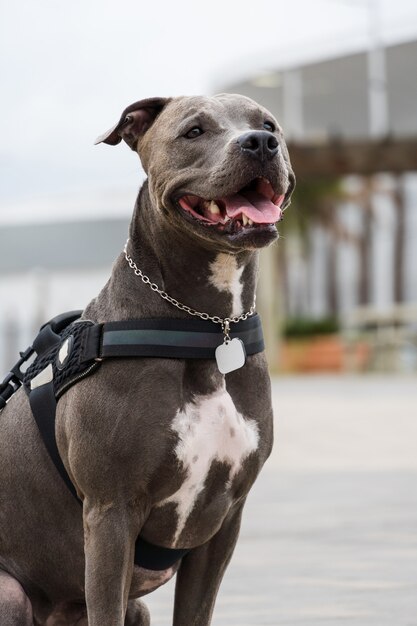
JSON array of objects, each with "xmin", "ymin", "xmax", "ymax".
[
  {"xmin": 209, "ymin": 253, "xmax": 244, "ymax": 317},
  {"xmin": 160, "ymin": 386, "xmax": 259, "ymax": 543}
]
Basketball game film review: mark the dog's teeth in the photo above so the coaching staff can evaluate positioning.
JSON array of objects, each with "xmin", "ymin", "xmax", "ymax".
[
  {"xmin": 209, "ymin": 201, "xmax": 220, "ymax": 215},
  {"xmin": 248, "ymin": 219, "xmax": 253, "ymax": 226},
  {"xmin": 242, "ymin": 214, "xmax": 248, "ymax": 226}
]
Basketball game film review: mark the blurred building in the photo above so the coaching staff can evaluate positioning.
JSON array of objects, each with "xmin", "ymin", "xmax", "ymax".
[
  {"xmin": 219, "ymin": 37, "xmax": 417, "ymax": 323},
  {"xmin": 0, "ymin": 216, "xmax": 128, "ymax": 371},
  {"xmin": 222, "ymin": 39, "xmax": 417, "ymax": 141}
]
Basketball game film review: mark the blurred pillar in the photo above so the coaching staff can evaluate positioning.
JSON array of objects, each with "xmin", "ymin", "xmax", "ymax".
[
  {"xmin": 258, "ymin": 243, "xmax": 282, "ymax": 371},
  {"xmin": 31, "ymin": 268, "xmax": 50, "ymax": 333},
  {"xmin": 326, "ymin": 230, "xmax": 339, "ymax": 317},
  {"xmin": 282, "ymin": 69, "xmax": 304, "ymax": 141},
  {"xmin": 3, "ymin": 313, "xmax": 19, "ymax": 370},
  {"xmin": 358, "ymin": 177, "xmax": 373, "ymax": 306},
  {"xmin": 392, "ymin": 175, "xmax": 406, "ymax": 303},
  {"xmin": 367, "ymin": 0, "xmax": 389, "ymax": 137}
]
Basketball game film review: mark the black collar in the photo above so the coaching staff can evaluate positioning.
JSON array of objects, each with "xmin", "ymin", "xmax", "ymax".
[{"xmin": 81, "ymin": 314, "xmax": 264, "ymax": 362}]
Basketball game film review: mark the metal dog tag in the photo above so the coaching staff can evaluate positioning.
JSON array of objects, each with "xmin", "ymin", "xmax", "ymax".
[{"xmin": 215, "ymin": 338, "xmax": 246, "ymax": 374}]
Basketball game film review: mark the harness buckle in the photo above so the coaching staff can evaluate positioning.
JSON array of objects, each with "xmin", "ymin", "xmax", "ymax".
[
  {"xmin": 0, "ymin": 346, "xmax": 35, "ymax": 410},
  {"xmin": 0, "ymin": 310, "xmax": 83, "ymax": 411}
]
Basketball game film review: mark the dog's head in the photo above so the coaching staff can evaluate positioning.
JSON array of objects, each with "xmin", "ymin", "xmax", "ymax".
[{"xmin": 96, "ymin": 94, "xmax": 295, "ymax": 252}]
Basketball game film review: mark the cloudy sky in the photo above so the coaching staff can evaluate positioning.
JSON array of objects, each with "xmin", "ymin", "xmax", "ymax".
[{"xmin": 1, "ymin": 0, "xmax": 417, "ymax": 222}]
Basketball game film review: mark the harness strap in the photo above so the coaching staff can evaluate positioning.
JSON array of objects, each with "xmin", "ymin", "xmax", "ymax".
[
  {"xmin": 134, "ymin": 537, "xmax": 189, "ymax": 571},
  {"xmin": 29, "ymin": 381, "xmax": 79, "ymax": 501}
]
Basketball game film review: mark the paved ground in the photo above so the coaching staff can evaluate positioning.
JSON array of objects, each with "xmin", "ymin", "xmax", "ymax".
[{"xmin": 145, "ymin": 375, "xmax": 417, "ymax": 625}]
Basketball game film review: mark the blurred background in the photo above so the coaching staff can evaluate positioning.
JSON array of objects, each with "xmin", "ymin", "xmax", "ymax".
[
  {"xmin": 1, "ymin": 1, "xmax": 417, "ymax": 624},
  {"xmin": 1, "ymin": 0, "xmax": 417, "ymax": 375}
]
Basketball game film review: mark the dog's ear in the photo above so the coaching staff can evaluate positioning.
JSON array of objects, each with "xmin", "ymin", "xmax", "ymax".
[{"xmin": 94, "ymin": 97, "xmax": 171, "ymax": 150}]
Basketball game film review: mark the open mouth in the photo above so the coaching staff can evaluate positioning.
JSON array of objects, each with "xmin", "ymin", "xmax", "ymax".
[{"xmin": 177, "ymin": 178, "xmax": 285, "ymax": 233}]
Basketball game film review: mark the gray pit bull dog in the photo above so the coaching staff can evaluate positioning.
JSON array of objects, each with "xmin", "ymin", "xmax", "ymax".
[{"xmin": 0, "ymin": 94, "xmax": 295, "ymax": 625}]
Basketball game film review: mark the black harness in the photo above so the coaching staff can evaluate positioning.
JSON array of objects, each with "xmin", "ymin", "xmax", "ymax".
[{"xmin": 0, "ymin": 310, "xmax": 264, "ymax": 570}]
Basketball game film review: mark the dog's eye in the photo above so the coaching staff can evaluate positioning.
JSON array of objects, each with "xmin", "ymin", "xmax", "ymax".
[
  {"xmin": 263, "ymin": 121, "xmax": 275, "ymax": 132},
  {"xmin": 185, "ymin": 127, "xmax": 204, "ymax": 139}
]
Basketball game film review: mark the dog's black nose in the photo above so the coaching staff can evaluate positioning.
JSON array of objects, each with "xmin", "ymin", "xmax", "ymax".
[{"xmin": 237, "ymin": 131, "xmax": 279, "ymax": 161}]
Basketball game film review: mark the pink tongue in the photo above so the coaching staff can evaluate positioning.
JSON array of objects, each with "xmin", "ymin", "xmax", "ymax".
[{"xmin": 223, "ymin": 191, "xmax": 283, "ymax": 224}]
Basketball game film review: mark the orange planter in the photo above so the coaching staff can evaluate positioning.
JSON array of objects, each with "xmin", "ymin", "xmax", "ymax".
[
  {"xmin": 280, "ymin": 335, "xmax": 370, "ymax": 373},
  {"xmin": 280, "ymin": 335, "xmax": 370, "ymax": 372}
]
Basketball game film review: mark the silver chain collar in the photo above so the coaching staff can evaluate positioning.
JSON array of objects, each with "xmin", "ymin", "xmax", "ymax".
[{"xmin": 123, "ymin": 239, "xmax": 257, "ymax": 330}]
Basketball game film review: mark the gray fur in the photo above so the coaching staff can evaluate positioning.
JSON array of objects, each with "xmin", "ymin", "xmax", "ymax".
[{"xmin": 0, "ymin": 94, "xmax": 294, "ymax": 625}]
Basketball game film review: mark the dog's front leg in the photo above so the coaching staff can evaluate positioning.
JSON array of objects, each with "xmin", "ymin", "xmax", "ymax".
[
  {"xmin": 173, "ymin": 500, "xmax": 245, "ymax": 626},
  {"xmin": 83, "ymin": 498, "xmax": 142, "ymax": 626}
]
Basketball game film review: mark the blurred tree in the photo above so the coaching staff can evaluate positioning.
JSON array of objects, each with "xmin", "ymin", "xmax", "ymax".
[{"xmin": 280, "ymin": 177, "xmax": 359, "ymax": 317}]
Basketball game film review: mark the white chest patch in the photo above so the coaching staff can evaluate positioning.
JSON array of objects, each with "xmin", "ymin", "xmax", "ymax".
[
  {"xmin": 160, "ymin": 386, "xmax": 259, "ymax": 544},
  {"xmin": 209, "ymin": 253, "xmax": 244, "ymax": 317}
]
